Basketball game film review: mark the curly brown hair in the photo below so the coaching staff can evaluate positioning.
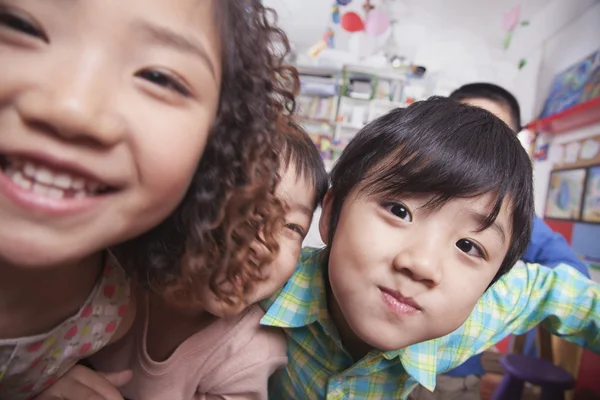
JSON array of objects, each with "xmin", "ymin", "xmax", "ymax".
[{"xmin": 117, "ymin": 0, "xmax": 298, "ymax": 308}]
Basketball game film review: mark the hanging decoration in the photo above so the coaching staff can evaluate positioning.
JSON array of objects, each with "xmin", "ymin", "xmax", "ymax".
[
  {"xmin": 324, "ymin": 28, "xmax": 335, "ymax": 48},
  {"xmin": 500, "ymin": 4, "xmax": 531, "ymax": 69},
  {"xmin": 332, "ymin": 3, "xmax": 340, "ymax": 24},
  {"xmin": 307, "ymin": 28, "xmax": 336, "ymax": 59},
  {"xmin": 341, "ymin": 11, "xmax": 364, "ymax": 32},
  {"xmin": 502, "ymin": 4, "xmax": 529, "ymax": 51},
  {"xmin": 364, "ymin": 10, "xmax": 390, "ymax": 36},
  {"xmin": 362, "ymin": 0, "xmax": 374, "ymax": 13}
]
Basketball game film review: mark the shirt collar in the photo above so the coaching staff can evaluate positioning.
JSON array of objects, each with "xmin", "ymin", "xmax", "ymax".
[
  {"xmin": 384, "ymin": 340, "xmax": 439, "ymax": 391},
  {"xmin": 261, "ymin": 248, "xmax": 327, "ymax": 328}
]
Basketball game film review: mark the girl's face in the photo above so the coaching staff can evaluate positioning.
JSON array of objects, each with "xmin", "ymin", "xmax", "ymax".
[{"xmin": 0, "ymin": 0, "xmax": 222, "ymax": 268}]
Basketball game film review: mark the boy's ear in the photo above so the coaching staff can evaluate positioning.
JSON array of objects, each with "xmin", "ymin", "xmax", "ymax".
[{"xmin": 319, "ymin": 190, "xmax": 334, "ymax": 245}]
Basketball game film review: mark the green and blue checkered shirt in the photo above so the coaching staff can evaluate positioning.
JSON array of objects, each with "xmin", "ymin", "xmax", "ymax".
[{"xmin": 261, "ymin": 247, "xmax": 599, "ymax": 400}]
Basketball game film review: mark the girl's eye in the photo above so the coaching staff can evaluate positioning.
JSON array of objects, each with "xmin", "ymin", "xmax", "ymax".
[
  {"xmin": 0, "ymin": 10, "xmax": 47, "ymax": 42},
  {"xmin": 136, "ymin": 69, "xmax": 191, "ymax": 97},
  {"xmin": 456, "ymin": 239, "xmax": 486, "ymax": 259},
  {"xmin": 386, "ymin": 202, "xmax": 413, "ymax": 222},
  {"xmin": 285, "ymin": 223, "xmax": 305, "ymax": 238}
]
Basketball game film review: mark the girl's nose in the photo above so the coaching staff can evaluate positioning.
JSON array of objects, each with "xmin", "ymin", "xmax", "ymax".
[{"xmin": 16, "ymin": 52, "xmax": 126, "ymax": 147}]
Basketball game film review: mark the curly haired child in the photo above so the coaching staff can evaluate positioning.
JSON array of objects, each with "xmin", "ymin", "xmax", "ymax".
[
  {"xmin": 83, "ymin": 120, "xmax": 328, "ymax": 400},
  {"xmin": 0, "ymin": 1, "xmax": 296, "ymax": 398}
]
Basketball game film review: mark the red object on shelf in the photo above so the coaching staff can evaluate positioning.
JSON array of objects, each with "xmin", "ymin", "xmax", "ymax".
[{"xmin": 526, "ymin": 97, "xmax": 600, "ymax": 134}]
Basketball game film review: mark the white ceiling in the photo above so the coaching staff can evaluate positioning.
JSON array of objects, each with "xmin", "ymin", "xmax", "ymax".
[{"xmin": 263, "ymin": 0, "xmax": 552, "ymax": 55}]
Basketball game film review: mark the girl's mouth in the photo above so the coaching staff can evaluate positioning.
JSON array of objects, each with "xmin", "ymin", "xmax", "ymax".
[{"xmin": 0, "ymin": 155, "xmax": 113, "ymax": 199}]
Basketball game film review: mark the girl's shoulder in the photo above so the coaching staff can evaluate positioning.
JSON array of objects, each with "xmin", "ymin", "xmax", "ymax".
[{"xmin": 194, "ymin": 304, "xmax": 287, "ymax": 395}]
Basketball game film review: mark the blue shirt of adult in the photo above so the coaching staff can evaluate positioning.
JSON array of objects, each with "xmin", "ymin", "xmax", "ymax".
[{"xmin": 445, "ymin": 215, "xmax": 590, "ymax": 377}]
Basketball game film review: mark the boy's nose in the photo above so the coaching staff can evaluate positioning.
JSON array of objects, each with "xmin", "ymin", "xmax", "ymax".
[
  {"xmin": 392, "ymin": 238, "xmax": 443, "ymax": 287},
  {"xmin": 16, "ymin": 55, "xmax": 126, "ymax": 147}
]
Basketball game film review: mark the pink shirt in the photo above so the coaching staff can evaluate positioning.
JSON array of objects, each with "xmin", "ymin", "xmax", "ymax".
[{"xmin": 91, "ymin": 296, "xmax": 287, "ymax": 400}]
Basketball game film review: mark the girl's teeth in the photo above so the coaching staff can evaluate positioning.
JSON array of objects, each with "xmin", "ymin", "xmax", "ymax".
[
  {"xmin": 48, "ymin": 188, "xmax": 65, "ymax": 199},
  {"xmin": 13, "ymin": 171, "xmax": 32, "ymax": 190},
  {"xmin": 35, "ymin": 167, "xmax": 54, "ymax": 185},
  {"xmin": 4, "ymin": 157, "xmax": 106, "ymax": 196},
  {"xmin": 23, "ymin": 162, "xmax": 36, "ymax": 178},
  {"xmin": 53, "ymin": 173, "xmax": 72, "ymax": 189},
  {"xmin": 32, "ymin": 183, "xmax": 49, "ymax": 195},
  {"xmin": 72, "ymin": 178, "xmax": 85, "ymax": 190}
]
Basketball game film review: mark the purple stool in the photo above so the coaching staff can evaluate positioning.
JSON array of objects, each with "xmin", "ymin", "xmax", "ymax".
[{"xmin": 491, "ymin": 354, "xmax": 576, "ymax": 400}]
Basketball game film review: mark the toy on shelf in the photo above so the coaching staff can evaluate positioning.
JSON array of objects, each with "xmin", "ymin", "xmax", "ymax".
[
  {"xmin": 332, "ymin": 3, "xmax": 340, "ymax": 24},
  {"xmin": 307, "ymin": 28, "xmax": 336, "ymax": 59}
]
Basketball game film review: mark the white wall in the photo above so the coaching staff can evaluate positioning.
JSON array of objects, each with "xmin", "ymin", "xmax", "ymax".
[
  {"xmin": 534, "ymin": 1, "xmax": 600, "ymax": 113},
  {"xmin": 508, "ymin": 0, "xmax": 599, "ymax": 125},
  {"xmin": 530, "ymin": 1, "xmax": 600, "ymax": 213}
]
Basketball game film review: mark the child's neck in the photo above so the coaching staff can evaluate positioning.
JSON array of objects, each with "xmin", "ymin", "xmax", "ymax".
[
  {"xmin": 327, "ymin": 285, "xmax": 373, "ymax": 362},
  {"xmin": 0, "ymin": 253, "xmax": 103, "ymax": 339}
]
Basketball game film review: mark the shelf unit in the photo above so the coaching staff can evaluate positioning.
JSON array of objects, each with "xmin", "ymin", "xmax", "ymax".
[
  {"xmin": 295, "ymin": 65, "xmax": 408, "ymax": 167},
  {"xmin": 525, "ymin": 97, "xmax": 600, "ymax": 135},
  {"xmin": 334, "ymin": 66, "xmax": 407, "ymax": 141}
]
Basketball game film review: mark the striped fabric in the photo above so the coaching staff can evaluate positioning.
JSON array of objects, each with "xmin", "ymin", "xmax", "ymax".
[{"xmin": 261, "ymin": 248, "xmax": 600, "ymax": 400}]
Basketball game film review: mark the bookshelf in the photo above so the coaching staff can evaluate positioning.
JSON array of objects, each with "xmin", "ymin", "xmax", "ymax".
[{"xmin": 296, "ymin": 65, "xmax": 408, "ymax": 169}]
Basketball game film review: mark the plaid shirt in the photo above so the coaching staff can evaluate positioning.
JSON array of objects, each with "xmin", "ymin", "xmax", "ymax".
[{"xmin": 261, "ymin": 248, "xmax": 600, "ymax": 400}]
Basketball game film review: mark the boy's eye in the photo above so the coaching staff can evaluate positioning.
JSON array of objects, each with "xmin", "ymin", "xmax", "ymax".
[
  {"xmin": 136, "ymin": 69, "xmax": 191, "ymax": 97},
  {"xmin": 0, "ymin": 10, "xmax": 48, "ymax": 42},
  {"xmin": 385, "ymin": 202, "xmax": 413, "ymax": 222},
  {"xmin": 456, "ymin": 239, "xmax": 486, "ymax": 259},
  {"xmin": 285, "ymin": 223, "xmax": 305, "ymax": 238}
]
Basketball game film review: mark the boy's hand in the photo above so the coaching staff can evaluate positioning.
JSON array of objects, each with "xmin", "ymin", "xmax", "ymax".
[{"xmin": 34, "ymin": 365, "xmax": 132, "ymax": 400}]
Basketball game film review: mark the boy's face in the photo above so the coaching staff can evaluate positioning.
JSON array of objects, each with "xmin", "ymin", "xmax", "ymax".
[
  {"xmin": 199, "ymin": 166, "xmax": 316, "ymax": 318},
  {"xmin": 0, "ymin": 0, "xmax": 221, "ymax": 268},
  {"xmin": 320, "ymin": 189, "xmax": 512, "ymax": 352}
]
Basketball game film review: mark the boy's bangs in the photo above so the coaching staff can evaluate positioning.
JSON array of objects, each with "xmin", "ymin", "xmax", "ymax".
[{"xmin": 357, "ymin": 131, "xmax": 518, "ymax": 232}]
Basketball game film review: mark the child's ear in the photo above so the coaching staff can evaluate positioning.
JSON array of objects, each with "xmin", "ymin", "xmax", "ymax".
[{"xmin": 319, "ymin": 190, "xmax": 334, "ymax": 245}]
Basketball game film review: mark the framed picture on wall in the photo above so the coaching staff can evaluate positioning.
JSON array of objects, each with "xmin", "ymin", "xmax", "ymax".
[
  {"xmin": 582, "ymin": 165, "xmax": 600, "ymax": 223},
  {"xmin": 544, "ymin": 168, "xmax": 587, "ymax": 221}
]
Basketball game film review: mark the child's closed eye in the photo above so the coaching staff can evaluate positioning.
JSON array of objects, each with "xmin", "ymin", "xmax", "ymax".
[
  {"xmin": 456, "ymin": 238, "xmax": 487, "ymax": 259},
  {"xmin": 0, "ymin": 7, "xmax": 48, "ymax": 42},
  {"xmin": 135, "ymin": 69, "xmax": 191, "ymax": 97},
  {"xmin": 285, "ymin": 223, "xmax": 305, "ymax": 239}
]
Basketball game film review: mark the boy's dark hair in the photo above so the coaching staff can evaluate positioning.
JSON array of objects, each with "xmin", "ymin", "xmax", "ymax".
[
  {"xmin": 450, "ymin": 83, "xmax": 521, "ymax": 132},
  {"xmin": 328, "ymin": 97, "xmax": 534, "ymax": 284},
  {"xmin": 121, "ymin": 1, "xmax": 299, "ymax": 306},
  {"xmin": 281, "ymin": 120, "xmax": 329, "ymax": 210}
]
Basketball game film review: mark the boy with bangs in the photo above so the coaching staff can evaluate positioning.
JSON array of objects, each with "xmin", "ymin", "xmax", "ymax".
[
  {"xmin": 410, "ymin": 82, "xmax": 592, "ymax": 400},
  {"xmin": 261, "ymin": 97, "xmax": 599, "ymax": 399}
]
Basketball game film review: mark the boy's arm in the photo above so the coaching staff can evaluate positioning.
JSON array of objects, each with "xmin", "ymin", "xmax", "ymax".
[
  {"xmin": 436, "ymin": 263, "xmax": 599, "ymax": 373},
  {"xmin": 522, "ymin": 216, "xmax": 589, "ymax": 276}
]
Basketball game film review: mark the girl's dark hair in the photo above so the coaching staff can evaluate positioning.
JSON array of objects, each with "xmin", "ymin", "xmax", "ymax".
[
  {"xmin": 118, "ymin": 1, "xmax": 298, "ymax": 306},
  {"xmin": 450, "ymin": 83, "xmax": 522, "ymax": 132},
  {"xmin": 328, "ymin": 97, "xmax": 534, "ymax": 285}
]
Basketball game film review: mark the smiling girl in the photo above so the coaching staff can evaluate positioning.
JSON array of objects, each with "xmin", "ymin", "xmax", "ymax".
[{"xmin": 0, "ymin": 1, "xmax": 295, "ymax": 398}]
